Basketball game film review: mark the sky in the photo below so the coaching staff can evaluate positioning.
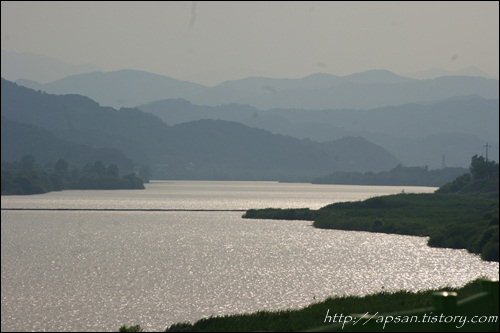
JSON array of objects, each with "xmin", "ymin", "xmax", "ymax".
[{"xmin": 1, "ymin": 1, "xmax": 499, "ymax": 85}]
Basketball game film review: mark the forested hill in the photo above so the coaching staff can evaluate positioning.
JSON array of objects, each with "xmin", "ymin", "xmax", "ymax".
[
  {"xmin": 1, "ymin": 78, "xmax": 400, "ymax": 181},
  {"xmin": 1, "ymin": 117, "xmax": 134, "ymax": 171}
]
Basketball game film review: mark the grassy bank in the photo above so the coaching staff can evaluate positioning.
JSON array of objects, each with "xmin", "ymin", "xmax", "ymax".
[
  {"xmin": 244, "ymin": 156, "xmax": 500, "ymax": 262},
  {"xmin": 243, "ymin": 193, "xmax": 499, "ymax": 262},
  {"xmin": 119, "ymin": 279, "xmax": 491, "ymax": 332}
]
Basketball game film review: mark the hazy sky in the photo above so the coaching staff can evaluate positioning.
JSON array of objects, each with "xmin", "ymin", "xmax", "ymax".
[{"xmin": 1, "ymin": 1, "xmax": 499, "ymax": 85}]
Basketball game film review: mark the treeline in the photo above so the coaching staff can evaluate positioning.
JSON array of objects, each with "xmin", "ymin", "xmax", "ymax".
[
  {"xmin": 244, "ymin": 156, "xmax": 499, "ymax": 262},
  {"xmin": 1, "ymin": 155, "xmax": 144, "ymax": 195},
  {"xmin": 312, "ymin": 165, "xmax": 468, "ymax": 187},
  {"xmin": 437, "ymin": 155, "xmax": 499, "ymax": 196}
]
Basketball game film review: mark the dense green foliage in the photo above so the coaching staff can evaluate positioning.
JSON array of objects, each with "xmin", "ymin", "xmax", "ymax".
[
  {"xmin": 312, "ymin": 165, "xmax": 467, "ymax": 187},
  {"xmin": 244, "ymin": 157, "xmax": 499, "ymax": 262},
  {"xmin": 1, "ymin": 156, "xmax": 144, "ymax": 195},
  {"xmin": 315, "ymin": 193, "xmax": 498, "ymax": 261},
  {"xmin": 118, "ymin": 324, "xmax": 143, "ymax": 332},
  {"xmin": 437, "ymin": 155, "xmax": 499, "ymax": 197},
  {"xmin": 244, "ymin": 193, "xmax": 498, "ymax": 262},
  {"xmin": 155, "ymin": 279, "xmax": 485, "ymax": 332}
]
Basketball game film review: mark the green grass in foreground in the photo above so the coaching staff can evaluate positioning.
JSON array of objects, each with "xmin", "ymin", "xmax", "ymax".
[{"xmin": 119, "ymin": 279, "xmax": 487, "ymax": 332}]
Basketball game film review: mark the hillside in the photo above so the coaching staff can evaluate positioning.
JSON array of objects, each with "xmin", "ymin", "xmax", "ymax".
[
  {"xmin": 140, "ymin": 97, "xmax": 499, "ymax": 142},
  {"xmin": 1, "ymin": 78, "xmax": 400, "ymax": 181},
  {"xmin": 139, "ymin": 97, "xmax": 499, "ymax": 169},
  {"xmin": 1, "ymin": 117, "xmax": 134, "ymax": 171}
]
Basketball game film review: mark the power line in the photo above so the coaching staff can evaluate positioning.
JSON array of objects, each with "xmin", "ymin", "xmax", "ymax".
[{"xmin": 484, "ymin": 142, "xmax": 492, "ymax": 161}]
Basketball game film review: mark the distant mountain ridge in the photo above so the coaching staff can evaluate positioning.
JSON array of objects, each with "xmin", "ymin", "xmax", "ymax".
[
  {"xmin": 17, "ymin": 69, "xmax": 207, "ymax": 109},
  {"xmin": 138, "ymin": 96, "xmax": 499, "ymax": 169},
  {"xmin": 191, "ymin": 74, "xmax": 498, "ymax": 110},
  {"xmin": 14, "ymin": 68, "xmax": 499, "ymax": 110},
  {"xmin": 1, "ymin": 78, "xmax": 400, "ymax": 181},
  {"xmin": 1, "ymin": 49, "xmax": 100, "ymax": 83},
  {"xmin": 404, "ymin": 66, "xmax": 495, "ymax": 80},
  {"xmin": 213, "ymin": 70, "xmax": 415, "ymax": 94}
]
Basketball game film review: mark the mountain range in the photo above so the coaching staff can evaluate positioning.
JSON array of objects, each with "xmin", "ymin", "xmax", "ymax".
[
  {"xmin": 1, "ymin": 79, "xmax": 400, "ymax": 181},
  {"xmin": 3, "ymin": 52, "xmax": 498, "ymax": 176},
  {"xmin": 14, "ymin": 68, "xmax": 499, "ymax": 110},
  {"xmin": 138, "ymin": 96, "xmax": 499, "ymax": 169},
  {"xmin": 403, "ymin": 66, "xmax": 495, "ymax": 80}
]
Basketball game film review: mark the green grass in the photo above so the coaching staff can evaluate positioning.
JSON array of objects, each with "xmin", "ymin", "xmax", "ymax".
[
  {"xmin": 243, "ymin": 193, "xmax": 499, "ymax": 262},
  {"xmin": 159, "ymin": 280, "xmax": 485, "ymax": 332}
]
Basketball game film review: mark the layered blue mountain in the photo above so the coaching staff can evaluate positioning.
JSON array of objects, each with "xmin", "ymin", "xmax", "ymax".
[
  {"xmin": 139, "ymin": 97, "xmax": 499, "ymax": 169},
  {"xmin": 1, "ymin": 79, "xmax": 400, "ymax": 181},
  {"xmin": 1, "ymin": 117, "xmax": 134, "ymax": 171},
  {"xmin": 16, "ymin": 69, "xmax": 207, "ymax": 109},
  {"xmin": 15, "ymin": 69, "xmax": 499, "ymax": 110}
]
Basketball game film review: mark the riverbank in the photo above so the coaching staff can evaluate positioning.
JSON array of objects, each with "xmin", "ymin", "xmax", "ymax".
[
  {"xmin": 244, "ymin": 192, "xmax": 499, "ymax": 262},
  {"xmin": 119, "ymin": 279, "xmax": 496, "ymax": 332},
  {"xmin": 245, "ymin": 158, "xmax": 499, "ymax": 262}
]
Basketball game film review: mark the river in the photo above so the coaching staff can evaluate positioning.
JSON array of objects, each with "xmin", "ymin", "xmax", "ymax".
[{"xmin": 1, "ymin": 181, "xmax": 498, "ymax": 331}]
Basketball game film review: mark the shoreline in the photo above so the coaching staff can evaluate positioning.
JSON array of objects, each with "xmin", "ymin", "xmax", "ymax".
[{"xmin": 119, "ymin": 278, "xmax": 498, "ymax": 332}]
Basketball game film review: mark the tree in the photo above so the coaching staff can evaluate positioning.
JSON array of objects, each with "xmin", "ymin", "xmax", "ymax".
[
  {"xmin": 54, "ymin": 159, "xmax": 69, "ymax": 173},
  {"xmin": 470, "ymin": 155, "xmax": 499, "ymax": 180},
  {"xmin": 92, "ymin": 161, "xmax": 107, "ymax": 175},
  {"xmin": 106, "ymin": 164, "xmax": 119, "ymax": 178},
  {"xmin": 20, "ymin": 154, "xmax": 35, "ymax": 171}
]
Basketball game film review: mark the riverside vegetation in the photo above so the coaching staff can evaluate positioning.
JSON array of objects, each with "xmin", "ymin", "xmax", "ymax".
[
  {"xmin": 311, "ymin": 164, "xmax": 467, "ymax": 187},
  {"xmin": 119, "ymin": 279, "xmax": 488, "ymax": 332},
  {"xmin": 119, "ymin": 155, "xmax": 498, "ymax": 332},
  {"xmin": 244, "ymin": 155, "xmax": 499, "ymax": 262},
  {"xmin": 1, "ymin": 155, "xmax": 144, "ymax": 195}
]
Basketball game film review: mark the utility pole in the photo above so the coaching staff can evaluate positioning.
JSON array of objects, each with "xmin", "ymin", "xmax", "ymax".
[{"xmin": 484, "ymin": 142, "xmax": 492, "ymax": 161}]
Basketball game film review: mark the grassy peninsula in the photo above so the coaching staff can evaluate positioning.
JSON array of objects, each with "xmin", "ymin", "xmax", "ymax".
[
  {"xmin": 120, "ymin": 156, "xmax": 498, "ymax": 332},
  {"xmin": 244, "ymin": 156, "xmax": 499, "ymax": 262}
]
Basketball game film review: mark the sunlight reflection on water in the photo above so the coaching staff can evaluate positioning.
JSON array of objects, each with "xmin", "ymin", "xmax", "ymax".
[{"xmin": 1, "ymin": 182, "xmax": 497, "ymax": 332}]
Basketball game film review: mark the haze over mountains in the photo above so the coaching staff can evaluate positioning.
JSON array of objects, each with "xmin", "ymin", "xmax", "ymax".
[
  {"xmin": 14, "ymin": 68, "xmax": 498, "ymax": 110},
  {"xmin": 16, "ymin": 70, "xmax": 207, "ymax": 110},
  {"xmin": 403, "ymin": 66, "xmax": 495, "ymax": 80},
  {"xmin": 2, "ymin": 50, "xmax": 498, "ymax": 180},
  {"xmin": 139, "ymin": 97, "xmax": 499, "ymax": 169},
  {"xmin": 1, "ymin": 79, "xmax": 400, "ymax": 181},
  {"xmin": 1, "ymin": 50, "xmax": 100, "ymax": 83}
]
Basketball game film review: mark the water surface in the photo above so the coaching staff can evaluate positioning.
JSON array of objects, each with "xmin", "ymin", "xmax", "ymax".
[{"xmin": 1, "ymin": 182, "xmax": 497, "ymax": 332}]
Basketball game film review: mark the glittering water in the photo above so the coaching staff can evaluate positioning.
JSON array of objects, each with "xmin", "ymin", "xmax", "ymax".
[
  {"xmin": 0, "ymin": 180, "xmax": 438, "ymax": 210},
  {"xmin": 1, "ymin": 182, "xmax": 498, "ymax": 332}
]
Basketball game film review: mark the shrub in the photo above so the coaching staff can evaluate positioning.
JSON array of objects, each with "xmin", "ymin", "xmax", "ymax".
[{"xmin": 118, "ymin": 325, "xmax": 143, "ymax": 332}]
